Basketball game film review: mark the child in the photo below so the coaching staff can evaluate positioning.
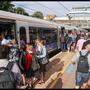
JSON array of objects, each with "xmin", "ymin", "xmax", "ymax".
[
  {"xmin": 25, "ymin": 44, "xmax": 34, "ymax": 88},
  {"xmin": 70, "ymin": 42, "xmax": 76, "ymax": 52},
  {"xmin": 72, "ymin": 40, "xmax": 90, "ymax": 89}
]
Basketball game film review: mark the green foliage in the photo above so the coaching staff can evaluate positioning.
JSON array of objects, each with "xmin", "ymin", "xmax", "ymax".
[
  {"xmin": 0, "ymin": 1, "xmax": 14, "ymax": 11},
  {"xmin": 0, "ymin": 1, "xmax": 29, "ymax": 16},
  {"xmin": 32, "ymin": 11, "xmax": 44, "ymax": 19},
  {"xmin": 14, "ymin": 7, "xmax": 25, "ymax": 14},
  {"xmin": 0, "ymin": 1, "xmax": 44, "ymax": 18}
]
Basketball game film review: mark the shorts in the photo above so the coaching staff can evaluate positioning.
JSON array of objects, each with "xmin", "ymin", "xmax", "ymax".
[
  {"xmin": 38, "ymin": 62, "xmax": 46, "ymax": 73},
  {"xmin": 76, "ymin": 72, "xmax": 89, "ymax": 86},
  {"xmin": 67, "ymin": 43, "xmax": 71, "ymax": 49}
]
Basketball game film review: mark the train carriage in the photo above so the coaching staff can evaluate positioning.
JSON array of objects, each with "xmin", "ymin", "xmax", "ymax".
[
  {"xmin": 0, "ymin": 10, "xmax": 61, "ymax": 59},
  {"xmin": 0, "ymin": 10, "xmax": 80, "ymax": 59}
]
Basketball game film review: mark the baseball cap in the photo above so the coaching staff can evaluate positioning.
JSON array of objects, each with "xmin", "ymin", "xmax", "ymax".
[{"xmin": 82, "ymin": 40, "xmax": 90, "ymax": 49}]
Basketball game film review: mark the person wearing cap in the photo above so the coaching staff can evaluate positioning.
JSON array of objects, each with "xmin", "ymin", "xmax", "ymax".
[
  {"xmin": 72, "ymin": 40, "xmax": 90, "ymax": 89},
  {"xmin": 87, "ymin": 32, "xmax": 90, "ymax": 40},
  {"xmin": 76, "ymin": 34, "xmax": 86, "ymax": 52}
]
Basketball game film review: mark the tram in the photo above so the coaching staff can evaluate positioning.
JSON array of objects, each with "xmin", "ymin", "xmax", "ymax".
[{"xmin": 0, "ymin": 10, "xmax": 79, "ymax": 59}]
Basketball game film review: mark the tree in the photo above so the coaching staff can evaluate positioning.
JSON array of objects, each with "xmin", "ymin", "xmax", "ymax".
[
  {"xmin": 13, "ymin": 7, "xmax": 29, "ymax": 16},
  {"xmin": 14, "ymin": 7, "xmax": 25, "ymax": 14},
  {"xmin": 0, "ymin": 1, "xmax": 14, "ymax": 11},
  {"xmin": 32, "ymin": 11, "xmax": 44, "ymax": 19},
  {"xmin": 0, "ymin": 1, "xmax": 29, "ymax": 16},
  {"xmin": 23, "ymin": 12, "xmax": 29, "ymax": 16}
]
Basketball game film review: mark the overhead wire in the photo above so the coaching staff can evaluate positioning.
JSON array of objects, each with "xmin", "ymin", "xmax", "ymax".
[
  {"xmin": 35, "ymin": 2, "xmax": 64, "ymax": 17},
  {"xmin": 13, "ymin": 2, "xmax": 66, "ymax": 17},
  {"xmin": 58, "ymin": 2, "xmax": 70, "ymax": 12}
]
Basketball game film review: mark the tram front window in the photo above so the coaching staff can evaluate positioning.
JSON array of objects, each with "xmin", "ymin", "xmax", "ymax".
[{"xmin": 0, "ymin": 22, "xmax": 15, "ymax": 59}]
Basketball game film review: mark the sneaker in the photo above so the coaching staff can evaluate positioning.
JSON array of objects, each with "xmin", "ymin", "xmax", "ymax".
[
  {"xmin": 75, "ymin": 86, "xmax": 80, "ymax": 89},
  {"xmin": 18, "ymin": 84, "xmax": 28, "ymax": 89},
  {"xmin": 38, "ymin": 80, "xmax": 45, "ymax": 84},
  {"xmin": 33, "ymin": 77, "xmax": 38, "ymax": 83}
]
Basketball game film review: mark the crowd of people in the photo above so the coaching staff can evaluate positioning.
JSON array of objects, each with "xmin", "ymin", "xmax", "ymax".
[
  {"xmin": 0, "ymin": 34, "xmax": 49, "ymax": 89},
  {"xmin": 60, "ymin": 29, "xmax": 89, "ymax": 52},
  {"xmin": 60, "ymin": 29, "xmax": 90, "ymax": 89},
  {"xmin": 0, "ymin": 29, "xmax": 90, "ymax": 89}
]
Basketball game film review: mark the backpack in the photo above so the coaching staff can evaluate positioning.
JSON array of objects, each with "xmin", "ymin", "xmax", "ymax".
[
  {"xmin": 18, "ymin": 50, "xmax": 26, "ymax": 72},
  {"xmin": 77, "ymin": 51, "xmax": 90, "ymax": 73},
  {"xmin": 0, "ymin": 61, "xmax": 16, "ymax": 89},
  {"xmin": 67, "ymin": 36, "xmax": 73, "ymax": 44},
  {"xmin": 8, "ymin": 46, "xmax": 19, "ymax": 62}
]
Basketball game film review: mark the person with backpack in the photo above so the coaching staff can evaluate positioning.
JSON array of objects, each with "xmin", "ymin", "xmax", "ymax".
[
  {"xmin": 18, "ymin": 45, "xmax": 26, "ymax": 86},
  {"xmin": 7, "ymin": 39, "xmax": 19, "ymax": 62},
  {"xmin": 76, "ymin": 34, "xmax": 86, "ymax": 52},
  {"xmin": 72, "ymin": 40, "xmax": 90, "ymax": 89},
  {"xmin": 0, "ymin": 58, "xmax": 23, "ymax": 89}
]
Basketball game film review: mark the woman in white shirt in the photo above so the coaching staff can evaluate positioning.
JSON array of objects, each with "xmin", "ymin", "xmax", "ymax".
[{"xmin": 35, "ymin": 39, "xmax": 47, "ymax": 84}]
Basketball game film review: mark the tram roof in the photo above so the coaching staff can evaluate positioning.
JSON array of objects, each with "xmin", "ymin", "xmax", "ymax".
[
  {"xmin": 57, "ymin": 23, "xmax": 78, "ymax": 30},
  {"xmin": 65, "ymin": 25, "xmax": 78, "ymax": 30},
  {"xmin": 0, "ymin": 10, "xmax": 58, "ymax": 28}
]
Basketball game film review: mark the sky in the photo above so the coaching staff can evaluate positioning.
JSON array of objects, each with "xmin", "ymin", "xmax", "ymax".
[{"xmin": 11, "ymin": 1, "xmax": 90, "ymax": 17}]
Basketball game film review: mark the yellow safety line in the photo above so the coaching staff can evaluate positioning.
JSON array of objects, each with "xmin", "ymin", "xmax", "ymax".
[{"xmin": 49, "ymin": 60, "xmax": 72, "ymax": 88}]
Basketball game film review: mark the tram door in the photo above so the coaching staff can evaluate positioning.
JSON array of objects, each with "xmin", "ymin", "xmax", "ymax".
[{"xmin": 0, "ymin": 19, "xmax": 15, "ymax": 59}]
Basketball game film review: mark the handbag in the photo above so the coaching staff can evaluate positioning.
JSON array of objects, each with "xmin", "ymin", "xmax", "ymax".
[
  {"xmin": 38, "ymin": 57, "xmax": 49, "ymax": 65},
  {"xmin": 31, "ymin": 55, "xmax": 40, "ymax": 71},
  {"xmin": 37, "ymin": 46, "xmax": 49, "ymax": 65}
]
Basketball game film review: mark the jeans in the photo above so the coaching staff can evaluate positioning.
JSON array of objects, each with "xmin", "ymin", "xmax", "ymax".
[
  {"xmin": 61, "ymin": 42, "xmax": 67, "ymax": 51},
  {"xmin": 76, "ymin": 72, "xmax": 89, "ymax": 86}
]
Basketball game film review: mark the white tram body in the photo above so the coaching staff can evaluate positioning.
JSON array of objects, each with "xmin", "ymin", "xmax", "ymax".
[
  {"xmin": 0, "ymin": 10, "xmax": 79, "ymax": 56},
  {"xmin": 0, "ymin": 10, "xmax": 60, "ymax": 54}
]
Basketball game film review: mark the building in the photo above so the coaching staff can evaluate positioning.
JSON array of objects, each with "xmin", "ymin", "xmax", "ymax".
[
  {"xmin": 44, "ymin": 15, "xmax": 56, "ymax": 21},
  {"xmin": 54, "ymin": 6, "xmax": 90, "ymax": 31}
]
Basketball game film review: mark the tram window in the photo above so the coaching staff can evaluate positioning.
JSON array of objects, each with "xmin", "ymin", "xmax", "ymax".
[
  {"xmin": 19, "ymin": 26, "xmax": 26, "ymax": 43},
  {"xmin": 0, "ymin": 23, "xmax": 15, "ymax": 59},
  {"xmin": 29, "ymin": 27, "xmax": 37, "ymax": 45},
  {"xmin": 0, "ymin": 24, "xmax": 15, "ymax": 40},
  {"xmin": 38, "ymin": 28, "xmax": 57, "ymax": 44},
  {"xmin": 38, "ymin": 28, "xmax": 45, "ymax": 39}
]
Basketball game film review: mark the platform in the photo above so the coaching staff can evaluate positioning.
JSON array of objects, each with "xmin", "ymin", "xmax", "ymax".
[{"xmin": 34, "ymin": 51, "xmax": 76, "ymax": 89}]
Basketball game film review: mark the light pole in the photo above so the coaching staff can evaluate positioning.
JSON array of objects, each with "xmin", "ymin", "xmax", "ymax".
[{"xmin": 67, "ymin": 14, "xmax": 72, "ymax": 26}]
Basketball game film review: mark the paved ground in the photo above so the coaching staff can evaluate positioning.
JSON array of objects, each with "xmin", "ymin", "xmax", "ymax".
[{"xmin": 62, "ymin": 64, "xmax": 76, "ymax": 88}]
